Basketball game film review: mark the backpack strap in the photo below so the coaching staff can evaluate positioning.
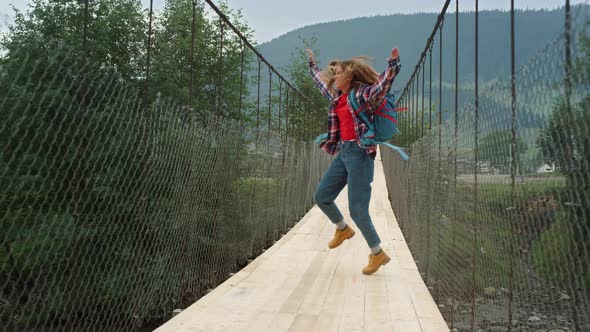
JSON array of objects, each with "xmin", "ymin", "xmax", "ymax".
[
  {"xmin": 347, "ymin": 88, "xmax": 374, "ymax": 131},
  {"xmin": 347, "ymin": 88, "xmax": 360, "ymax": 113},
  {"xmin": 376, "ymin": 142, "xmax": 410, "ymax": 160}
]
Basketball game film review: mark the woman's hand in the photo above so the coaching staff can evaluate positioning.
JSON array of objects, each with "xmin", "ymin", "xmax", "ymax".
[
  {"xmin": 390, "ymin": 47, "xmax": 399, "ymax": 61},
  {"xmin": 306, "ymin": 48, "xmax": 316, "ymax": 63}
]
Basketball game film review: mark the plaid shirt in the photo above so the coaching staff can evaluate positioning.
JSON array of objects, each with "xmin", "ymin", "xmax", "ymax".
[{"xmin": 310, "ymin": 57, "xmax": 401, "ymax": 155}]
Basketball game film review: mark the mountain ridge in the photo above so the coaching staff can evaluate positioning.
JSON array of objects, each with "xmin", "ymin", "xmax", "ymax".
[{"xmin": 257, "ymin": 5, "xmax": 590, "ymax": 89}]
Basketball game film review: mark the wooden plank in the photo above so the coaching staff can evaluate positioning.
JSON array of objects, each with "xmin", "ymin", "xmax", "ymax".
[
  {"xmin": 287, "ymin": 314, "xmax": 318, "ymax": 332},
  {"xmin": 392, "ymin": 320, "xmax": 423, "ymax": 332},
  {"xmin": 312, "ymin": 263, "xmax": 347, "ymax": 332},
  {"xmin": 364, "ymin": 275, "xmax": 394, "ymax": 332},
  {"xmin": 266, "ymin": 313, "xmax": 296, "ymax": 332},
  {"xmin": 279, "ymin": 251, "xmax": 325, "ymax": 314},
  {"xmin": 298, "ymin": 225, "xmax": 345, "ymax": 313},
  {"xmin": 409, "ymin": 282, "xmax": 448, "ymax": 321},
  {"xmin": 419, "ymin": 318, "xmax": 451, "ymax": 332},
  {"xmin": 337, "ymin": 242, "xmax": 366, "ymax": 332}
]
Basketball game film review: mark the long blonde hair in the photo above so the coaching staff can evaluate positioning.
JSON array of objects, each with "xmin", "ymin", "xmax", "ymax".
[{"xmin": 321, "ymin": 56, "xmax": 379, "ymax": 93}]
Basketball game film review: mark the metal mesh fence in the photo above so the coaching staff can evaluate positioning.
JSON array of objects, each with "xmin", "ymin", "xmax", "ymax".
[
  {"xmin": 0, "ymin": 0, "xmax": 329, "ymax": 330},
  {"xmin": 384, "ymin": 1, "xmax": 590, "ymax": 331}
]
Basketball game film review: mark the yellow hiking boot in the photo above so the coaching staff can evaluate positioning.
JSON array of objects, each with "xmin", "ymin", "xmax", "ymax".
[
  {"xmin": 328, "ymin": 226, "xmax": 355, "ymax": 249},
  {"xmin": 362, "ymin": 250, "xmax": 391, "ymax": 275}
]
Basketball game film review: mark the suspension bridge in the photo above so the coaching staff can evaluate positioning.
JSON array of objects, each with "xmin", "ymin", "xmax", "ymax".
[
  {"xmin": 1, "ymin": 0, "xmax": 589, "ymax": 331},
  {"xmin": 155, "ymin": 152, "xmax": 447, "ymax": 332}
]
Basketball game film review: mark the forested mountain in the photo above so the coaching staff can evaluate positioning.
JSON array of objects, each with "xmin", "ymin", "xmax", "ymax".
[{"xmin": 258, "ymin": 5, "xmax": 590, "ymax": 87}]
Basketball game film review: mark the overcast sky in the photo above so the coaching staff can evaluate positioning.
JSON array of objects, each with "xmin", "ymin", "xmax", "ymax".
[{"xmin": 1, "ymin": 0, "xmax": 587, "ymax": 42}]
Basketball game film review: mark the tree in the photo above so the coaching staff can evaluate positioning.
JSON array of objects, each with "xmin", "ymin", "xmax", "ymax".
[
  {"xmin": 533, "ymin": 20, "xmax": 590, "ymax": 311},
  {"xmin": 152, "ymin": 0, "xmax": 255, "ymax": 122},
  {"xmin": 0, "ymin": 0, "xmax": 257, "ymax": 328},
  {"xmin": 1, "ymin": 0, "xmax": 146, "ymax": 81},
  {"xmin": 537, "ymin": 20, "xmax": 590, "ymax": 172},
  {"xmin": 282, "ymin": 35, "xmax": 328, "ymax": 142}
]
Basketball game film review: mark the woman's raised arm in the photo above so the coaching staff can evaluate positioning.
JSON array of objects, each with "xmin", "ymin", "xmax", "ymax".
[
  {"xmin": 307, "ymin": 48, "xmax": 335, "ymax": 102},
  {"xmin": 364, "ymin": 48, "xmax": 401, "ymax": 106}
]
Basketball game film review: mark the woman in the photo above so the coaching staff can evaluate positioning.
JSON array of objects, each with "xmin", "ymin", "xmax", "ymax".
[{"xmin": 307, "ymin": 47, "xmax": 401, "ymax": 275}]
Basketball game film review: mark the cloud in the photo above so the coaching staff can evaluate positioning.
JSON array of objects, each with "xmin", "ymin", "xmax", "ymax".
[{"xmin": 0, "ymin": 12, "xmax": 10, "ymax": 33}]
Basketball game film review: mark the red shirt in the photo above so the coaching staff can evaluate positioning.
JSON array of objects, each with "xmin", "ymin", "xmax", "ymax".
[{"xmin": 335, "ymin": 94, "xmax": 356, "ymax": 140}]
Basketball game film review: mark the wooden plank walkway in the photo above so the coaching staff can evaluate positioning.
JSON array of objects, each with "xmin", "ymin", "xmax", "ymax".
[{"xmin": 156, "ymin": 151, "xmax": 449, "ymax": 332}]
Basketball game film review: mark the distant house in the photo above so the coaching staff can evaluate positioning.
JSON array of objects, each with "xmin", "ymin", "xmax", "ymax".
[
  {"xmin": 478, "ymin": 161, "xmax": 498, "ymax": 174},
  {"xmin": 536, "ymin": 162, "xmax": 556, "ymax": 173},
  {"xmin": 456, "ymin": 159, "xmax": 475, "ymax": 174}
]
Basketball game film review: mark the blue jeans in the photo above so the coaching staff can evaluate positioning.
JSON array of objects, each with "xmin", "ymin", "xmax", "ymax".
[{"xmin": 314, "ymin": 141, "xmax": 381, "ymax": 248}]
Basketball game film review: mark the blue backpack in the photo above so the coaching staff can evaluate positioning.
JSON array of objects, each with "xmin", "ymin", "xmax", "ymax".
[{"xmin": 348, "ymin": 88, "xmax": 409, "ymax": 160}]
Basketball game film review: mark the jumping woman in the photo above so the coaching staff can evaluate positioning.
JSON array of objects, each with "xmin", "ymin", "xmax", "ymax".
[{"xmin": 307, "ymin": 47, "xmax": 401, "ymax": 275}]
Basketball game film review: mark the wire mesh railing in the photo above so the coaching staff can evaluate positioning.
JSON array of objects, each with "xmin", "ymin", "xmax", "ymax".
[
  {"xmin": 385, "ymin": 0, "xmax": 590, "ymax": 331},
  {"xmin": 0, "ymin": 0, "xmax": 329, "ymax": 330}
]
